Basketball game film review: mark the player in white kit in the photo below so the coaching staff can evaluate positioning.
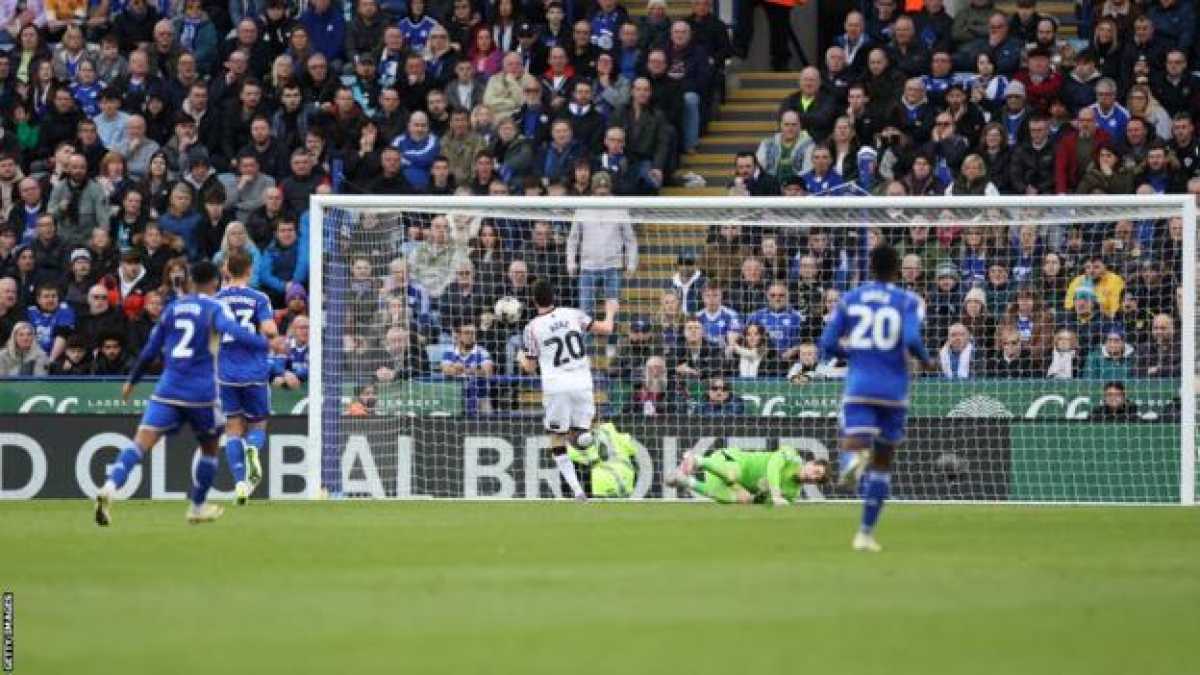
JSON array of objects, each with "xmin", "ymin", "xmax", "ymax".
[{"xmin": 519, "ymin": 278, "xmax": 618, "ymax": 500}]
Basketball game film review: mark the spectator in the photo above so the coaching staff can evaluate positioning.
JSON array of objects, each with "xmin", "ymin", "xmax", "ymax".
[
  {"xmin": 748, "ymin": 281, "xmax": 806, "ymax": 362},
  {"xmin": 484, "ymin": 52, "xmax": 537, "ymax": 121},
  {"xmin": 655, "ymin": 290, "xmax": 684, "ymax": 346},
  {"xmin": 0, "ymin": 276, "xmax": 25, "ymax": 344},
  {"xmin": 0, "ymin": 321, "xmax": 50, "ymax": 375},
  {"xmin": 272, "ymin": 315, "xmax": 310, "ymax": 389},
  {"xmin": 1065, "ymin": 286, "xmax": 1113, "ymax": 358},
  {"xmin": 625, "ymin": 355, "xmax": 678, "ymax": 415},
  {"xmin": 938, "ymin": 322, "xmax": 977, "ymax": 379},
  {"xmin": 1055, "ymin": 107, "xmax": 1112, "ymax": 193},
  {"xmin": 945, "ymin": 153, "xmax": 999, "ymax": 195},
  {"xmin": 695, "ymin": 284, "xmax": 741, "ymax": 347},
  {"xmin": 1061, "ymin": 51, "xmax": 1101, "ymax": 115},
  {"xmin": 728, "ymin": 255, "xmax": 768, "ymax": 316},
  {"xmin": 1009, "ymin": 114, "xmax": 1056, "ymax": 194},
  {"xmin": 669, "ymin": 316, "xmax": 726, "ymax": 381},
  {"xmin": 345, "ymin": 383, "xmax": 378, "ymax": 416},
  {"xmin": 1135, "ymin": 313, "xmax": 1180, "ymax": 377},
  {"xmin": 726, "ymin": 321, "xmax": 785, "ymax": 378},
  {"xmin": 1000, "ymin": 287, "xmax": 1054, "ymax": 363},
  {"xmin": 259, "ymin": 216, "xmax": 307, "ymax": 306},
  {"xmin": 729, "ymin": 151, "xmax": 782, "ymax": 196},
  {"xmin": 1064, "ymin": 254, "xmax": 1125, "ymax": 317},
  {"xmin": 1089, "ymin": 380, "xmax": 1140, "ymax": 421},
  {"xmin": 693, "ymin": 376, "xmax": 745, "ymax": 415},
  {"xmin": 787, "ymin": 341, "xmax": 838, "ymax": 383},
  {"xmin": 47, "ymin": 153, "xmax": 107, "ymax": 247},
  {"xmin": 779, "ymin": 67, "xmax": 838, "ymax": 143},
  {"xmin": 75, "ymin": 281, "xmax": 124, "ymax": 349},
  {"xmin": 373, "ymin": 325, "xmax": 426, "ymax": 383},
  {"xmin": 391, "ymin": 112, "xmax": 440, "ymax": 191},
  {"xmin": 669, "ymin": 252, "xmax": 706, "ymax": 315},
  {"xmin": 90, "ymin": 332, "xmax": 132, "ymax": 375},
  {"xmin": 410, "ymin": 214, "xmax": 468, "ymax": 298},
  {"xmin": 611, "ymin": 316, "xmax": 662, "ymax": 381},
  {"xmin": 663, "ymin": 21, "xmax": 711, "ymax": 154},
  {"xmin": 440, "ymin": 321, "xmax": 494, "ymax": 412},
  {"xmin": 567, "ymin": 176, "xmax": 638, "ymax": 316},
  {"xmin": 756, "ymin": 110, "xmax": 813, "ymax": 187},
  {"xmin": 300, "ymin": 0, "xmax": 346, "ymax": 66},
  {"xmin": 987, "ymin": 326, "xmax": 1035, "ymax": 377},
  {"xmin": 1085, "ymin": 327, "xmax": 1135, "ymax": 379},
  {"xmin": 7, "ymin": 178, "xmax": 46, "ymax": 245}
]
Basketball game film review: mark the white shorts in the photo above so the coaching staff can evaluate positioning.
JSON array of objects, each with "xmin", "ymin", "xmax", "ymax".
[{"xmin": 543, "ymin": 389, "xmax": 595, "ymax": 433}]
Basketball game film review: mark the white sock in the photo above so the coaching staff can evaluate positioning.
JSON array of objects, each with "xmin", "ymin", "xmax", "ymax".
[
  {"xmin": 554, "ymin": 453, "xmax": 584, "ymax": 497},
  {"xmin": 99, "ymin": 480, "xmax": 116, "ymax": 497}
]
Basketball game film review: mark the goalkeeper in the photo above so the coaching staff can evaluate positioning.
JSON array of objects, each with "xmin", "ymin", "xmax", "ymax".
[
  {"xmin": 567, "ymin": 422, "xmax": 640, "ymax": 498},
  {"xmin": 666, "ymin": 447, "xmax": 828, "ymax": 505}
]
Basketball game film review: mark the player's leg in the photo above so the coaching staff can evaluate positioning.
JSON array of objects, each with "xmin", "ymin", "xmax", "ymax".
[
  {"xmin": 853, "ymin": 407, "xmax": 905, "ymax": 553},
  {"xmin": 243, "ymin": 385, "xmax": 271, "ymax": 489},
  {"xmin": 682, "ymin": 471, "xmax": 754, "ymax": 504},
  {"xmin": 544, "ymin": 393, "xmax": 586, "ymax": 500},
  {"xmin": 697, "ymin": 450, "xmax": 743, "ymax": 486},
  {"xmin": 185, "ymin": 406, "xmax": 225, "ymax": 524},
  {"xmin": 221, "ymin": 385, "xmax": 255, "ymax": 505},
  {"xmin": 837, "ymin": 404, "xmax": 878, "ymax": 488},
  {"xmin": 95, "ymin": 404, "xmax": 172, "ymax": 526}
]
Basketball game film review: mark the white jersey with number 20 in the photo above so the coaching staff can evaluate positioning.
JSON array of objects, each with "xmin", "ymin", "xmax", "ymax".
[{"xmin": 524, "ymin": 307, "xmax": 594, "ymax": 394}]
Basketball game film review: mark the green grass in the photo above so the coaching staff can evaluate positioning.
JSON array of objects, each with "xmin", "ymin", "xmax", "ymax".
[{"xmin": 1, "ymin": 501, "xmax": 1197, "ymax": 675}]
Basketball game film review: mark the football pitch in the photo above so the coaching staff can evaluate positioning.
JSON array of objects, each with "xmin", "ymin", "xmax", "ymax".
[{"xmin": 1, "ymin": 501, "xmax": 1196, "ymax": 675}]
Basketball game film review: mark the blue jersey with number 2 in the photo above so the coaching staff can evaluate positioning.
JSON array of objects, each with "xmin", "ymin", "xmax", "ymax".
[
  {"xmin": 134, "ymin": 295, "xmax": 264, "ymax": 405},
  {"xmin": 818, "ymin": 281, "xmax": 930, "ymax": 406}
]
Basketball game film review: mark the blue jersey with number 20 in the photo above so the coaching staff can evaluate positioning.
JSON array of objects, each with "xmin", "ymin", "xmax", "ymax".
[
  {"xmin": 133, "ymin": 294, "xmax": 266, "ymax": 405},
  {"xmin": 818, "ymin": 282, "xmax": 930, "ymax": 406}
]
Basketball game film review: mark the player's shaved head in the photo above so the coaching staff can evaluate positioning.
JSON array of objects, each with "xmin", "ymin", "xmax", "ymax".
[
  {"xmin": 870, "ymin": 243, "xmax": 900, "ymax": 282},
  {"xmin": 531, "ymin": 278, "xmax": 554, "ymax": 308}
]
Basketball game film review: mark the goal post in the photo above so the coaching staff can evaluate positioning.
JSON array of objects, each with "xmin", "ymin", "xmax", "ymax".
[{"xmin": 308, "ymin": 194, "xmax": 1196, "ymax": 504}]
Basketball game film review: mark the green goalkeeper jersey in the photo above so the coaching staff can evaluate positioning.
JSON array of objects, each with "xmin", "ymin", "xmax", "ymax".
[{"xmin": 721, "ymin": 447, "xmax": 805, "ymax": 502}]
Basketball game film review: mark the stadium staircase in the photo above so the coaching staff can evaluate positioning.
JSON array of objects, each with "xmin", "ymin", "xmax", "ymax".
[{"xmin": 613, "ymin": 0, "xmax": 1079, "ymax": 322}]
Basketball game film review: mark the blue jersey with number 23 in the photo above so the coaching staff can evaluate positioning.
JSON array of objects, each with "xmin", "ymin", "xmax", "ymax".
[{"xmin": 818, "ymin": 282, "xmax": 930, "ymax": 406}]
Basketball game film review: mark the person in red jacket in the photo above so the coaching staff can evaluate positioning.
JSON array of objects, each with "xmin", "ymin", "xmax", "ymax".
[
  {"xmin": 1055, "ymin": 107, "xmax": 1111, "ymax": 193},
  {"xmin": 1013, "ymin": 47, "xmax": 1062, "ymax": 114}
]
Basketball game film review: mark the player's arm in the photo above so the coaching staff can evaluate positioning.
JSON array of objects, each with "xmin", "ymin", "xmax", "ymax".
[
  {"xmin": 765, "ymin": 448, "xmax": 795, "ymax": 506},
  {"xmin": 519, "ymin": 324, "xmax": 538, "ymax": 374},
  {"xmin": 817, "ymin": 302, "xmax": 848, "ymax": 361},
  {"xmin": 587, "ymin": 299, "xmax": 620, "ymax": 336},
  {"xmin": 213, "ymin": 303, "xmax": 269, "ymax": 349},
  {"xmin": 904, "ymin": 297, "xmax": 937, "ymax": 370},
  {"xmin": 124, "ymin": 321, "xmax": 167, "ymax": 400}
]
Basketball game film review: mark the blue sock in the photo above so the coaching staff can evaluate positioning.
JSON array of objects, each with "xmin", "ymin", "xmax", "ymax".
[
  {"xmin": 191, "ymin": 455, "xmax": 219, "ymax": 506},
  {"xmin": 246, "ymin": 429, "xmax": 267, "ymax": 452},
  {"xmin": 108, "ymin": 446, "xmax": 144, "ymax": 489},
  {"xmin": 860, "ymin": 470, "xmax": 891, "ymax": 534},
  {"xmin": 225, "ymin": 437, "xmax": 246, "ymax": 482}
]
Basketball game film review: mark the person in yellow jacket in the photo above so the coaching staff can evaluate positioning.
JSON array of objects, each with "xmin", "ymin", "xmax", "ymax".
[
  {"xmin": 567, "ymin": 422, "xmax": 639, "ymax": 498},
  {"xmin": 1063, "ymin": 255, "xmax": 1124, "ymax": 318}
]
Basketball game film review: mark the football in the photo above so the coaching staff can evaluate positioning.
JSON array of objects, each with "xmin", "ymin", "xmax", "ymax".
[{"xmin": 494, "ymin": 296, "xmax": 524, "ymax": 323}]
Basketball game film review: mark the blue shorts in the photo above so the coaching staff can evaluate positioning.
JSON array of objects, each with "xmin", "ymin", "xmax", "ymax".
[
  {"xmin": 220, "ymin": 383, "xmax": 272, "ymax": 423},
  {"xmin": 140, "ymin": 399, "xmax": 224, "ymax": 441},
  {"xmin": 839, "ymin": 402, "xmax": 907, "ymax": 444}
]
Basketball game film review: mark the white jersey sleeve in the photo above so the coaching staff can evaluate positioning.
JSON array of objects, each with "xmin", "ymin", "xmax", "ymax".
[{"xmin": 525, "ymin": 308, "xmax": 595, "ymax": 393}]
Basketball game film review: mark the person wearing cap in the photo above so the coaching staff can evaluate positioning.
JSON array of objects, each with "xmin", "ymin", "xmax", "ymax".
[
  {"xmin": 1065, "ymin": 285, "xmax": 1114, "ymax": 358},
  {"xmin": 610, "ymin": 316, "xmax": 661, "ymax": 381},
  {"xmin": 1084, "ymin": 326, "xmax": 1135, "ymax": 379},
  {"xmin": 1065, "ymin": 254, "xmax": 1125, "ymax": 316},
  {"xmin": 1013, "ymin": 47, "xmax": 1061, "ymax": 115},
  {"xmin": 512, "ymin": 22, "xmax": 546, "ymax": 76},
  {"xmin": 926, "ymin": 261, "xmax": 961, "ymax": 337},
  {"xmin": 275, "ymin": 282, "xmax": 309, "ymax": 334}
]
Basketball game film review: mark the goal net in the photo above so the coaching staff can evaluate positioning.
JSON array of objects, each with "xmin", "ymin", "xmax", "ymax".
[{"xmin": 309, "ymin": 195, "xmax": 1196, "ymax": 504}]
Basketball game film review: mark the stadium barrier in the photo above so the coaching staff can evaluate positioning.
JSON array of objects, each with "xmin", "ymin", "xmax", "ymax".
[
  {"xmin": 1, "ymin": 415, "xmax": 1186, "ymax": 502},
  {"xmin": 0, "ymin": 379, "xmax": 1181, "ymax": 419}
]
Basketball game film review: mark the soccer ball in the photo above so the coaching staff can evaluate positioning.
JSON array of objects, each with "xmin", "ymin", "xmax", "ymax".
[{"xmin": 494, "ymin": 296, "xmax": 523, "ymax": 323}]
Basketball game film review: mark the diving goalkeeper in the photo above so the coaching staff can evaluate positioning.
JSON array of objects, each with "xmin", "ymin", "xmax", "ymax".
[
  {"xmin": 568, "ymin": 422, "xmax": 640, "ymax": 498},
  {"xmin": 666, "ymin": 447, "xmax": 829, "ymax": 505}
]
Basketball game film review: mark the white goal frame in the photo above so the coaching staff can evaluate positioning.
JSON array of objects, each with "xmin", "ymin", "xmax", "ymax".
[{"xmin": 309, "ymin": 194, "xmax": 1197, "ymax": 504}]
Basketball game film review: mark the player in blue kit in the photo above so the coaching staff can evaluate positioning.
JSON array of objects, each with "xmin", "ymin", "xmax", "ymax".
[
  {"xmin": 216, "ymin": 251, "xmax": 279, "ymax": 505},
  {"xmin": 819, "ymin": 244, "xmax": 936, "ymax": 553},
  {"xmin": 95, "ymin": 261, "xmax": 268, "ymax": 526}
]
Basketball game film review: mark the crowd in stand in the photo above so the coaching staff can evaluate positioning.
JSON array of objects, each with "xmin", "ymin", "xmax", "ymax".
[{"xmin": 0, "ymin": 0, "xmax": 1188, "ymax": 422}]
